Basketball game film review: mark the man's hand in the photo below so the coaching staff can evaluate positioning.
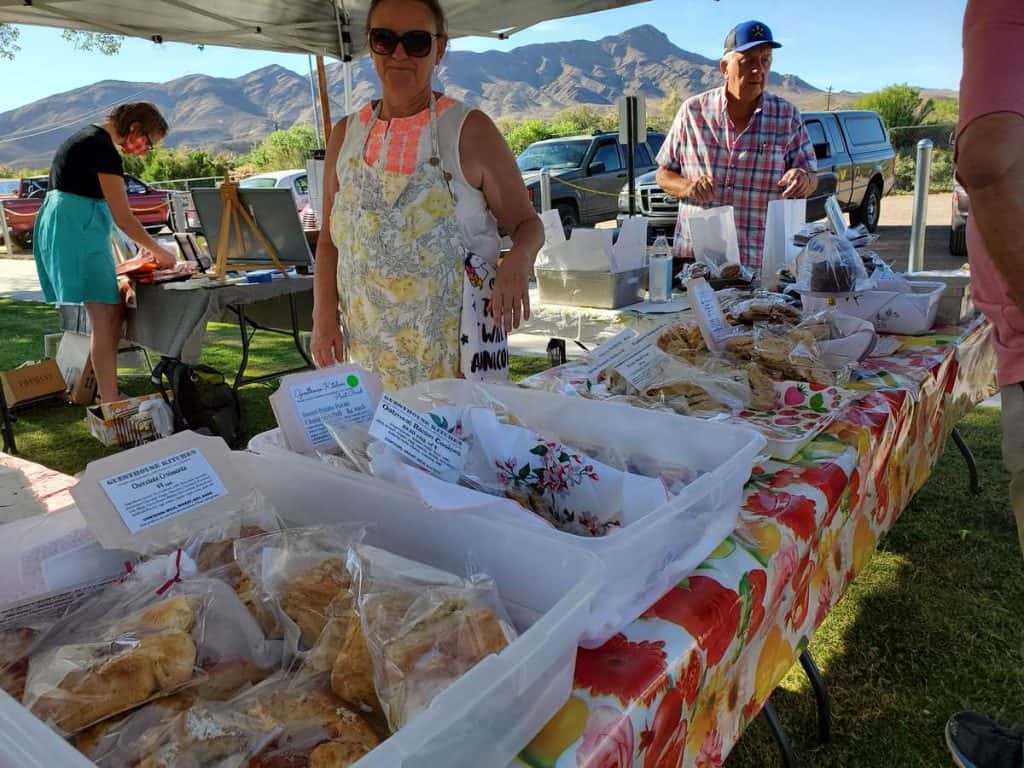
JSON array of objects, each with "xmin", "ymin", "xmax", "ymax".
[
  {"xmin": 778, "ymin": 168, "xmax": 816, "ymax": 199},
  {"xmin": 688, "ymin": 175, "xmax": 716, "ymax": 204},
  {"xmin": 490, "ymin": 249, "xmax": 532, "ymax": 333}
]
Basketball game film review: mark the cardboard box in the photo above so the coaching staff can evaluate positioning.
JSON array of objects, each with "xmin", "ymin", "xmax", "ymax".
[
  {"xmin": 55, "ymin": 332, "xmax": 97, "ymax": 405},
  {"xmin": 86, "ymin": 392, "xmax": 168, "ymax": 447},
  {"xmin": 0, "ymin": 359, "xmax": 65, "ymax": 407}
]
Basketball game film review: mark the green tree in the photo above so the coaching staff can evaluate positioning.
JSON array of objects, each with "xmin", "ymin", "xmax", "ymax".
[
  {"xmin": 147, "ymin": 147, "xmax": 231, "ymax": 181},
  {"xmin": 500, "ymin": 118, "xmax": 554, "ymax": 155},
  {"xmin": 0, "ymin": 25, "xmax": 123, "ymax": 59},
  {"xmin": 242, "ymin": 125, "xmax": 319, "ymax": 171},
  {"xmin": 854, "ymin": 84, "xmax": 934, "ymax": 128},
  {"xmin": 928, "ymin": 98, "xmax": 960, "ymax": 126},
  {"xmin": 548, "ymin": 105, "xmax": 616, "ymax": 137},
  {"xmin": 649, "ymin": 91, "xmax": 683, "ymax": 132}
]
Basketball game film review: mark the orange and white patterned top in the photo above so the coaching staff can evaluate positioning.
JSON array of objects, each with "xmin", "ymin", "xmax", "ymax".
[{"xmin": 360, "ymin": 95, "xmax": 458, "ymax": 175}]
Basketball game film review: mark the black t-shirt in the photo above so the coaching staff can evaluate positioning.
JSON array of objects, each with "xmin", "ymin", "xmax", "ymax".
[{"xmin": 49, "ymin": 125, "xmax": 124, "ymax": 199}]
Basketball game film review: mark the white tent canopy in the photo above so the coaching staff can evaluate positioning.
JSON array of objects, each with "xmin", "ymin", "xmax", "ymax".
[{"xmin": 0, "ymin": 0, "xmax": 654, "ymax": 60}]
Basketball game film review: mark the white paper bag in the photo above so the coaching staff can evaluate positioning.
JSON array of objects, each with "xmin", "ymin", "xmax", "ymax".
[
  {"xmin": 762, "ymin": 199, "xmax": 806, "ymax": 287},
  {"xmin": 687, "ymin": 206, "xmax": 740, "ymax": 273}
]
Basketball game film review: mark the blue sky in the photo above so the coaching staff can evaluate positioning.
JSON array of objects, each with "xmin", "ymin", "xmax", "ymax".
[{"xmin": 0, "ymin": 0, "xmax": 965, "ymax": 113}]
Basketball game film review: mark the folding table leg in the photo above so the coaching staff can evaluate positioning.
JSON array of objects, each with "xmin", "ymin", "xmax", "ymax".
[
  {"xmin": 233, "ymin": 305, "xmax": 253, "ymax": 392},
  {"xmin": 0, "ymin": 385, "xmax": 16, "ymax": 455},
  {"xmin": 761, "ymin": 699, "xmax": 799, "ymax": 768},
  {"xmin": 288, "ymin": 293, "xmax": 315, "ymax": 368},
  {"xmin": 799, "ymin": 650, "xmax": 831, "ymax": 743},
  {"xmin": 951, "ymin": 427, "xmax": 981, "ymax": 496}
]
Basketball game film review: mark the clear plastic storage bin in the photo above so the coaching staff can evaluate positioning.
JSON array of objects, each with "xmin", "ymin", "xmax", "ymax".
[{"xmin": 0, "ymin": 451, "xmax": 603, "ymax": 768}]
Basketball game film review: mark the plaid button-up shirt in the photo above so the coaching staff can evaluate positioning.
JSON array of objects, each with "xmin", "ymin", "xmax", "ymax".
[{"xmin": 656, "ymin": 87, "xmax": 817, "ymax": 270}]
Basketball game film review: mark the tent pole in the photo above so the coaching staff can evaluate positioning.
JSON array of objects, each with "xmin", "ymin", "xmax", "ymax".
[
  {"xmin": 343, "ymin": 61, "xmax": 353, "ymax": 116},
  {"xmin": 316, "ymin": 54, "xmax": 333, "ymax": 142}
]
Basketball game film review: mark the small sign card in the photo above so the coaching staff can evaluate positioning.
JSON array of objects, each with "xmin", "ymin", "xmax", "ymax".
[
  {"xmin": 368, "ymin": 395, "xmax": 467, "ymax": 483},
  {"xmin": 271, "ymin": 365, "xmax": 383, "ymax": 455},
  {"xmin": 72, "ymin": 431, "xmax": 247, "ymax": 553}
]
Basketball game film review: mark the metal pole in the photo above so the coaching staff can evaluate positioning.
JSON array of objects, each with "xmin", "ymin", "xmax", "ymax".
[
  {"xmin": 627, "ymin": 96, "xmax": 637, "ymax": 216},
  {"xmin": 908, "ymin": 138, "xmax": 933, "ymax": 272},
  {"xmin": 539, "ymin": 168, "xmax": 552, "ymax": 212},
  {"xmin": 343, "ymin": 60, "xmax": 353, "ymax": 116}
]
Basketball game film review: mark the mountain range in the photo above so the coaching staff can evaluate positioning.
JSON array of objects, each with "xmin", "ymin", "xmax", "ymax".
[{"xmin": 0, "ymin": 25, "xmax": 954, "ymax": 168}]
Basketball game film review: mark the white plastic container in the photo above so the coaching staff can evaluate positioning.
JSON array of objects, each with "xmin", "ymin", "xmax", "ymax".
[
  {"xmin": 394, "ymin": 380, "xmax": 766, "ymax": 647},
  {"xmin": 801, "ymin": 280, "xmax": 945, "ymax": 335},
  {"xmin": 0, "ymin": 451, "xmax": 603, "ymax": 768}
]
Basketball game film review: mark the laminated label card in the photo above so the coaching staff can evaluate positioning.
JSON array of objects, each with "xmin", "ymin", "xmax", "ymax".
[
  {"xmin": 369, "ymin": 395, "xmax": 467, "ymax": 483},
  {"xmin": 583, "ymin": 325, "xmax": 665, "ymax": 381},
  {"xmin": 271, "ymin": 365, "xmax": 382, "ymax": 454},
  {"xmin": 100, "ymin": 449, "xmax": 228, "ymax": 534},
  {"xmin": 687, "ymin": 277, "xmax": 745, "ymax": 352},
  {"xmin": 72, "ymin": 431, "xmax": 248, "ymax": 554}
]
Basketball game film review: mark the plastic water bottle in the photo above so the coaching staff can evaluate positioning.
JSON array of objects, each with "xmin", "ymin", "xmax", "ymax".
[{"xmin": 648, "ymin": 235, "xmax": 673, "ymax": 303}]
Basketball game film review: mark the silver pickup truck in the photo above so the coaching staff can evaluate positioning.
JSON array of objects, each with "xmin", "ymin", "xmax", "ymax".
[{"xmin": 617, "ymin": 109, "xmax": 896, "ymax": 243}]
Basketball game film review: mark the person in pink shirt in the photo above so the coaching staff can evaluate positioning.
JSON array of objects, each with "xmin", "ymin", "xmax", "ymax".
[{"xmin": 945, "ymin": 1, "xmax": 1024, "ymax": 764}]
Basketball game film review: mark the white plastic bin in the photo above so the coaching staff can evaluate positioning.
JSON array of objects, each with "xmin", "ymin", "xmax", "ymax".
[
  {"xmin": 801, "ymin": 280, "xmax": 945, "ymax": 335},
  {"xmin": 395, "ymin": 380, "xmax": 766, "ymax": 647},
  {"xmin": 0, "ymin": 451, "xmax": 603, "ymax": 768}
]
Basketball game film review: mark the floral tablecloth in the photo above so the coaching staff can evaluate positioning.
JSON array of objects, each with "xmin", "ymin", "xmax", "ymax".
[{"xmin": 516, "ymin": 317, "xmax": 997, "ymax": 768}]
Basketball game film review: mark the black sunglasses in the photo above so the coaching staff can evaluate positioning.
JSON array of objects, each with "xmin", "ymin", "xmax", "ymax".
[{"xmin": 369, "ymin": 27, "xmax": 440, "ymax": 58}]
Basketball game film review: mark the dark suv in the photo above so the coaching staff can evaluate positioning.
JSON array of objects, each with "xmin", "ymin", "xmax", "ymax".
[{"xmin": 518, "ymin": 131, "xmax": 665, "ymax": 233}]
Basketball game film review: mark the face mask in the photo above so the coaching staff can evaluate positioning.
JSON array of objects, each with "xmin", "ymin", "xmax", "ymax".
[{"xmin": 122, "ymin": 133, "xmax": 151, "ymax": 156}]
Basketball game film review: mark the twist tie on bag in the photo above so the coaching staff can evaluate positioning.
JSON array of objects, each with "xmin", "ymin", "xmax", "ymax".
[{"xmin": 156, "ymin": 549, "xmax": 185, "ymax": 596}]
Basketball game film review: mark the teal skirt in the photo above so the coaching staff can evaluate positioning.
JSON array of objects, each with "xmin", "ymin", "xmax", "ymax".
[{"xmin": 33, "ymin": 190, "xmax": 119, "ymax": 305}]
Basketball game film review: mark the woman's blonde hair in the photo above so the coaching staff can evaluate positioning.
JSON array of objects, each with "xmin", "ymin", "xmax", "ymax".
[{"xmin": 108, "ymin": 102, "xmax": 168, "ymax": 139}]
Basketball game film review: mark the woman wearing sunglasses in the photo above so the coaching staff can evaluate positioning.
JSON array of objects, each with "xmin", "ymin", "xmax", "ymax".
[
  {"xmin": 311, "ymin": 0, "xmax": 543, "ymax": 390},
  {"xmin": 33, "ymin": 102, "xmax": 177, "ymax": 402}
]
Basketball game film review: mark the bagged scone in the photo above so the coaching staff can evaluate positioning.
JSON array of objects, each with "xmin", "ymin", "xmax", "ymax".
[
  {"xmin": 136, "ymin": 672, "xmax": 380, "ymax": 768},
  {"xmin": 233, "ymin": 526, "xmax": 367, "ymax": 664},
  {"xmin": 23, "ymin": 565, "xmax": 278, "ymax": 735},
  {"xmin": 74, "ymin": 692, "xmax": 197, "ymax": 768},
  {"xmin": 348, "ymin": 544, "xmax": 517, "ymax": 732},
  {"xmin": 177, "ymin": 492, "xmax": 287, "ymax": 640}
]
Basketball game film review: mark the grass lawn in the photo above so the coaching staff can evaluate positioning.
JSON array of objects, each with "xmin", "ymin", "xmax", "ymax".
[{"xmin": 1, "ymin": 298, "xmax": 1020, "ymax": 766}]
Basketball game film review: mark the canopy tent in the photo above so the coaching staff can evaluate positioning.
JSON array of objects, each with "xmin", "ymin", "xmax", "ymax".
[{"xmin": 0, "ymin": 0, "xmax": 654, "ymax": 60}]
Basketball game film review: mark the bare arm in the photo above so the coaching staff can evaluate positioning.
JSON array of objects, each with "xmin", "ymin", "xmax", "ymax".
[
  {"xmin": 460, "ymin": 110, "xmax": 543, "ymax": 332},
  {"xmin": 98, "ymin": 173, "xmax": 176, "ymax": 266},
  {"xmin": 656, "ymin": 166, "xmax": 714, "ymax": 204},
  {"xmin": 310, "ymin": 117, "xmax": 349, "ymax": 367}
]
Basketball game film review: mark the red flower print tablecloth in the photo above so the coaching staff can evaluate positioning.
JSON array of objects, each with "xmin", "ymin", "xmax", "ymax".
[{"xmin": 516, "ymin": 317, "xmax": 997, "ymax": 768}]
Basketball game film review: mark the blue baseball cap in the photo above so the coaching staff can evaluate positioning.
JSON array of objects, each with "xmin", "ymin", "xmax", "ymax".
[{"xmin": 723, "ymin": 21, "xmax": 782, "ymax": 54}]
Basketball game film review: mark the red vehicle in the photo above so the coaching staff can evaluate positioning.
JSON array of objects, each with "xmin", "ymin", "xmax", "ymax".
[{"xmin": 1, "ymin": 174, "xmax": 171, "ymax": 250}]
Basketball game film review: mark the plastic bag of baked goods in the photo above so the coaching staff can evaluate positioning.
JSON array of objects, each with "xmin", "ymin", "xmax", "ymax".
[
  {"xmin": 233, "ymin": 526, "xmax": 367, "ymax": 666},
  {"xmin": 22, "ymin": 567, "xmax": 278, "ymax": 735},
  {"xmin": 132, "ymin": 671, "xmax": 381, "ymax": 768},
  {"xmin": 793, "ymin": 232, "xmax": 874, "ymax": 294},
  {"xmin": 175, "ymin": 492, "xmax": 287, "ymax": 641},
  {"xmin": 606, "ymin": 353, "xmax": 753, "ymax": 416},
  {"xmin": 73, "ymin": 691, "xmax": 197, "ymax": 768},
  {"xmin": 347, "ymin": 544, "xmax": 517, "ymax": 733}
]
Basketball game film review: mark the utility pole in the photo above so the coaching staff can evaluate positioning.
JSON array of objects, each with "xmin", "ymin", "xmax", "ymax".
[{"xmin": 826, "ymin": 86, "xmax": 833, "ymax": 111}]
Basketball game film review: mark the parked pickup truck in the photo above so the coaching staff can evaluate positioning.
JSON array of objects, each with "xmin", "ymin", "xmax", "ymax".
[
  {"xmin": 1, "ymin": 174, "xmax": 171, "ymax": 249},
  {"xmin": 616, "ymin": 109, "xmax": 895, "ymax": 242},
  {"xmin": 518, "ymin": 131, "xmax": 665, "ymax": 234}
]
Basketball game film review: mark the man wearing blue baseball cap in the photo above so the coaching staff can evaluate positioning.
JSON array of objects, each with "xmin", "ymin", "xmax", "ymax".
[{"xmin": 656, "ymin": 20, "xmax": 817, "ymax": 275}]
